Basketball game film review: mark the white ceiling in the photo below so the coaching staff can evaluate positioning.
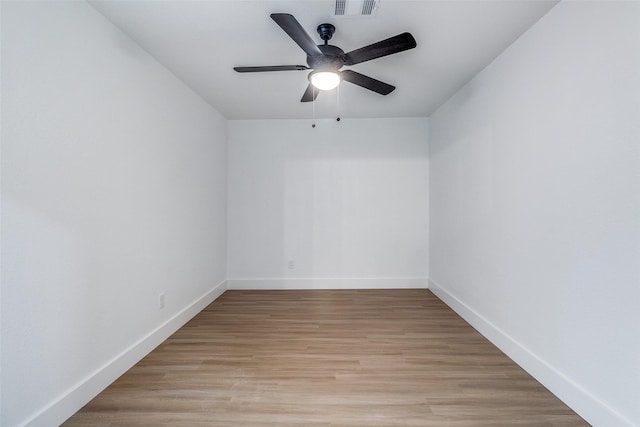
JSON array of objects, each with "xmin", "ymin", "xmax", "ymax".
[{"xmin": 90, "ymin": 0, "xmax": 558, "ymax": 120}]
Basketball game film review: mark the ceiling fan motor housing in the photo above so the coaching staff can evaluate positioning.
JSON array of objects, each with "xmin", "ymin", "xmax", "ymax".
[{"xmin": 307, "ymin": 44, "xmax": 345, "ymax": 71}]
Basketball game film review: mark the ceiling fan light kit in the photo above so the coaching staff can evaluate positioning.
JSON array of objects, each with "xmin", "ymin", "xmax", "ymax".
[
  {"xmin": 233, "ymin": 13, "xmax": 416, "ymax": 103},
  {"xmin": 310, "ymin": 70, "xmax": 341, "ymax": 91}
]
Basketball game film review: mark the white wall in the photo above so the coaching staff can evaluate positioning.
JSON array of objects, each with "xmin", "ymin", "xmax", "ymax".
[
  {"xmin": 428, "ymin": 2, "xmax": 640, "ymax": 426},
  {"xmin": 228, "ymin": 118, "xmax": 428, "ymax": 289},
  {"xmin": 1, "ymin": 2, "xmax": 227, "ymax": 426}
]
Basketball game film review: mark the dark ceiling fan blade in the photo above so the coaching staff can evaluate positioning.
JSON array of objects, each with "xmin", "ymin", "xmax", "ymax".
[
  {"xmin": 300, "ymin": 84, "xmax": 319, "ymax": 102},
  {"xmin": 344, "ymin": 32, "xmax": 417, "ymax": 66},
  {"xmin": 270, "ymin": 13, "xmax": 323, "ymax": 57},
  {"xmin": 234, "ymin": 65, "xmax": 309, "ymax": 72},
  {"xmin": 340, "ymin": 70, "xmax": 395, "ymax": 95}
]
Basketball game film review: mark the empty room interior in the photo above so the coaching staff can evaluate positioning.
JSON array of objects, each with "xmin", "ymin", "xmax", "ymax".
[{"xmin": 1, "ymin": 0, "xmax": 639, "ymax": 426}]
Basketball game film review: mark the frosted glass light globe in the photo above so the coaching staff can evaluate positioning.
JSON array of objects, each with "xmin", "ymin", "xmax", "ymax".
[{"xmin": 310, "ymin": 71, "xmax": 341, "ymax": 91}]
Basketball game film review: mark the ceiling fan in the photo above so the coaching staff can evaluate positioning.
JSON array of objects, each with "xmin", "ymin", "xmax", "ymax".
[{"xmin": 234, "ymin": 13, "xmax": 417, "ymax": 102}]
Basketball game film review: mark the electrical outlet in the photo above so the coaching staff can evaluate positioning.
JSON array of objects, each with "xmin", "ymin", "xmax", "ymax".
[
  {"xmin": 288, "ymin": 259, "xmax": 296, "ymax": 270},
  {"xmin": 159, "ymin": 293, "xmax": 166, "ymax": 309}
]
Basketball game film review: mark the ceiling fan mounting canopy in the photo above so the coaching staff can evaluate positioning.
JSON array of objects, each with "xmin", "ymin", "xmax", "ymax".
[
  {"xmin": 233, "ymin": 13, "xmax": 417, "ymax": 102},
  {"xmin": 317, "ymin": 23, "xmax": 336, "ymax": 43}
]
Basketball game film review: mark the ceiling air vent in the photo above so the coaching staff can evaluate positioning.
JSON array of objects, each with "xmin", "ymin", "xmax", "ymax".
[{"xmin": 333, "ymin": 0, "xmax": 379, "ymax": 16}]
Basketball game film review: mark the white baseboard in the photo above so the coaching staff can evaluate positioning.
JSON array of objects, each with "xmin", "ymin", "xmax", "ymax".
[
  {"xmin": 25, "ymin": 280, "xmax": 228, "ymax": 427},
  {"xmin": 227, "ymin": 277, "xmax": 428, "ymax": 290},
  {"xmin": 428, "ymin": 278, "xmax": 635, "ymax": 427}
]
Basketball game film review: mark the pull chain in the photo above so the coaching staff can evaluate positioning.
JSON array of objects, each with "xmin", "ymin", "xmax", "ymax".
[
  {"xmin": 312, "ymin": 85, "xmax": 316, "ymax": 128},
  {"xmin": 336, "ymin": 84, "xmax": 341, "ymax": 122}
]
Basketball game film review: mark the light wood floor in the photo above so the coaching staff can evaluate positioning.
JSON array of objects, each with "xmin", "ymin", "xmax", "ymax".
[{"xmin": 64, "ymin": 289, "xmax": 589, "ymax": 426}]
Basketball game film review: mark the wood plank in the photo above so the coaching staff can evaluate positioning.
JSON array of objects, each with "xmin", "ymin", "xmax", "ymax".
[{"xmin": 63, "ymin": 290, "xmax": 589, "ymax": 426}]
